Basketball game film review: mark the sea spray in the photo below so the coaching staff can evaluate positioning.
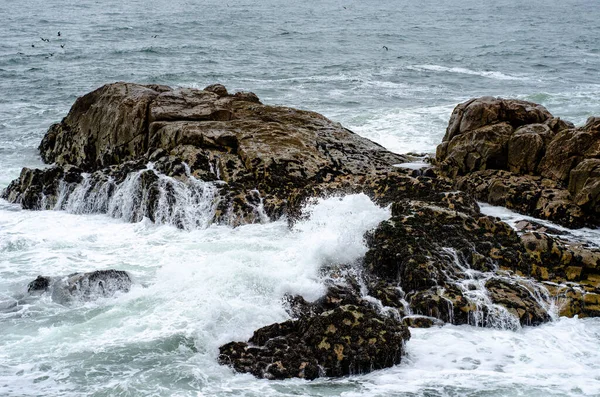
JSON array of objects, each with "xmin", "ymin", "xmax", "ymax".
[{"xmin": 0, "ymin": 194, "xmax": 392, "ymax": 395}]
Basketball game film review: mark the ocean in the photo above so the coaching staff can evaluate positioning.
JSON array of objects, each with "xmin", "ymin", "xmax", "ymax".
[{"xmin": 1, "ymin": 0, "xmax": 600, "ymax": 395}]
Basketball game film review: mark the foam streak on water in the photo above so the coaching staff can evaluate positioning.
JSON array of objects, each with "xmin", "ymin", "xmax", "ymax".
[{"xmin": 341, "ymin": 318, "xmax": 600, "ymax": 397}]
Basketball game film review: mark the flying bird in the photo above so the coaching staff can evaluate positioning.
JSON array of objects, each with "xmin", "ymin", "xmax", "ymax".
[{"xmin": 60, "ymin": 44, "xmax": 65, "ymax": 48}]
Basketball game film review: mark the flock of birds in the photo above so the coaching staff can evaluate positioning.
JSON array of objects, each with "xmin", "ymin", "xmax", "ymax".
[
  {"xmin": 29, "ymin": 25, "xmax": 390, "ymax": 59},
  {"xmin": 30, "ymin": 32, "xmax": 162, "ymax": 59},
  {"xmin": 31, "ymin": 31, "xmax": 64, "ymax": 58}
]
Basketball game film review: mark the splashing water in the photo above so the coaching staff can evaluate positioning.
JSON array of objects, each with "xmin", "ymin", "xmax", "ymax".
[
  {"xmin": 440, "ymin": 248, "xmax": 554, "ymax": 330},
  {"xmin": 1, "ymin": 0, "xmax": 600, "ymax": 394},
  {"xmin": 0, "ymin": 194, "xmax": 394, "ymax": 396},
  {"xmin": 53, "ymin": 163, "xmax": 219, "ymax": 230}
]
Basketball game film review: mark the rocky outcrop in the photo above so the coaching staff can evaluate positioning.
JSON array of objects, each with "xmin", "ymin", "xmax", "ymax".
[
  {"xmin": 453, "ymin": 169, "xmax": 586, "ymax": 227},
  {"xmin": 436, "ymin": 96, "xmax": 600, "ymax": 228},
  {"xmin": 5, "ymin": 85, "xmax": 600, "ymax": 380},
  {"xmin": 27, "ymin": 270, "xmax": 132, "ymax": 304},
  {"xmin": 3, "ymin": 82, "xmax": 409, "ymax": 226},
  {"xmin": 435, "ymin": 96, "xmax": 600, "ymax": 317},
  {"xmin": 513, "ymin": 231, "xmax": 600, "ymax": 317}
]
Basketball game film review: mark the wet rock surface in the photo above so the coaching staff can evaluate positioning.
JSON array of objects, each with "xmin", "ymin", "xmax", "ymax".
[
  {"xmin": 517, "ymin": 232, "xmax": 600, "ymax": 317},
  {"xmin": 433, "ymin": 95, "xmax": 600, "ymax": 320},
  {"xmin": 3, "ymin": 82, "xmax": 409, "ymax": 226},
  {"xmin": 362, "ymin": 191, "xmax": 551, "ymax": 328},
  {"xmin": 220, "ymin": 284, "xmax": 410, "ymax": 380}
]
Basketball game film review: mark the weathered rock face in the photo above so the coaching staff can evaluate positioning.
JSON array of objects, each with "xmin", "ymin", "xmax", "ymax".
[
  {"xmin": 436, "ymin": 96, "xmax": 600, "ymax": 228},
  {"xmin": 27, "ymin": 270, "xmax": 132, "ymax": 304},
  {"xmin": 484, "ymin": 278, "xmax": 550, "ymax": 325},
  {"xmin": 437, "ymin": 97, "xmax": 555, "ymax": 175},
  {"xmin": 219, "ymin": 304, "xmax": 410, "ymax": 380},
  {"xmin": 454, "ymin": 169, "xmax": 586, "ymax": 228},
  {"xmin": 434, "ymin": 96, "xmax": 600, "ymax": 318},
  {"xmin": 515, "ymin": 231, "xmax": 600, "ymax": 317},
  {"xmin": 4, "ymin": 82, "xmax": 409, "ymax": 226}
]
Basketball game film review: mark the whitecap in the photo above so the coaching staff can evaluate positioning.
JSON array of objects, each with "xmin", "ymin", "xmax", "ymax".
[{"xmin": 407, "ymin": 64, "xmax": 531, "ymax": 81}]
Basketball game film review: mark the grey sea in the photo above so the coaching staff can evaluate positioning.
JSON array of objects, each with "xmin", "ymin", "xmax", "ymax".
[{"xmin": 1, "ymin": 0, "xmax": 600, "ymax": 396}]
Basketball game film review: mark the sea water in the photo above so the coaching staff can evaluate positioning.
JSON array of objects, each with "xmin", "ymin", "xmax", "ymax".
[{"xmin": 1, "ymin": 0, "xmax": 600, "ymax": 395}]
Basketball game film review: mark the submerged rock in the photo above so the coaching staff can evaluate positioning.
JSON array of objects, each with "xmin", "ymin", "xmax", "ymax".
[
  {"xmin": 27, "ymin": 270, "xmax": 132, "ymax": 304},
  {"xmin": 402, "ymin": 315, "xmax": 443, "ymax": 328},
  {"xmin": 27, "ymin": 275, "xmax": 51, "ymax": 293}
]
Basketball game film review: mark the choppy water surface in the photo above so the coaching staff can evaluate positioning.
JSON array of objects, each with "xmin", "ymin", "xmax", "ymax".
[{"xmin": 1, "ymin": 0, "xmax": 600, "ymax": 395}]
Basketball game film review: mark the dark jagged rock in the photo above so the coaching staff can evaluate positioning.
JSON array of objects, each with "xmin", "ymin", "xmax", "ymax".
[
  {"xmin": 220, "ymin": 282, "xmax": 410, "ymax": 380},
  {"xmin": 433, "ymin": 95, "xmax": 600, "ymax": 317},
  {"xmin": 484, "ymin": 278, "xmax": 550, "ymax": 326},
  {"xmin": 516, "ymin": 232, "xmax": 600, "ymax": 317},
  {"xmin": 27, "ymin": 270, "xmax": 132, "ymax": 304},
  {"xmin": 362, "ymin": 191, "xmax": 548, "ymax": 327},
  {"xmin": 455, "ymin": 169, "xmax": 586, "ymax": 228},
  {"xmin": 284, "ymin": 284, "xmax": 367, "ymax": 319},
  {"xmin": 28, "ymin": 275, "xmax": 51, "ymax": 293},
  {"xmin": 218, "ymin": 303, "xmax": 410, "ymax": 380}
]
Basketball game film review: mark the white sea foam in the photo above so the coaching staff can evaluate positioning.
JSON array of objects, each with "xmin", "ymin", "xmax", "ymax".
[
  {"xmin": 393, "ymin": 161, "xmax": 429, "ymax": 170},
  {"xmin": 0, "ymin": 194, "xmax": 390, "ymax": 396},
  {"xmin": 347, "ymin": 104, "xmax": 454, "ymax": 155},
  {"xmin": 407, "ymin": 64, "xmax": 532, "ymax": 81},
  {"xmin": 339, "ymin": 318, "xmax": 600, "ymax": 397}
]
